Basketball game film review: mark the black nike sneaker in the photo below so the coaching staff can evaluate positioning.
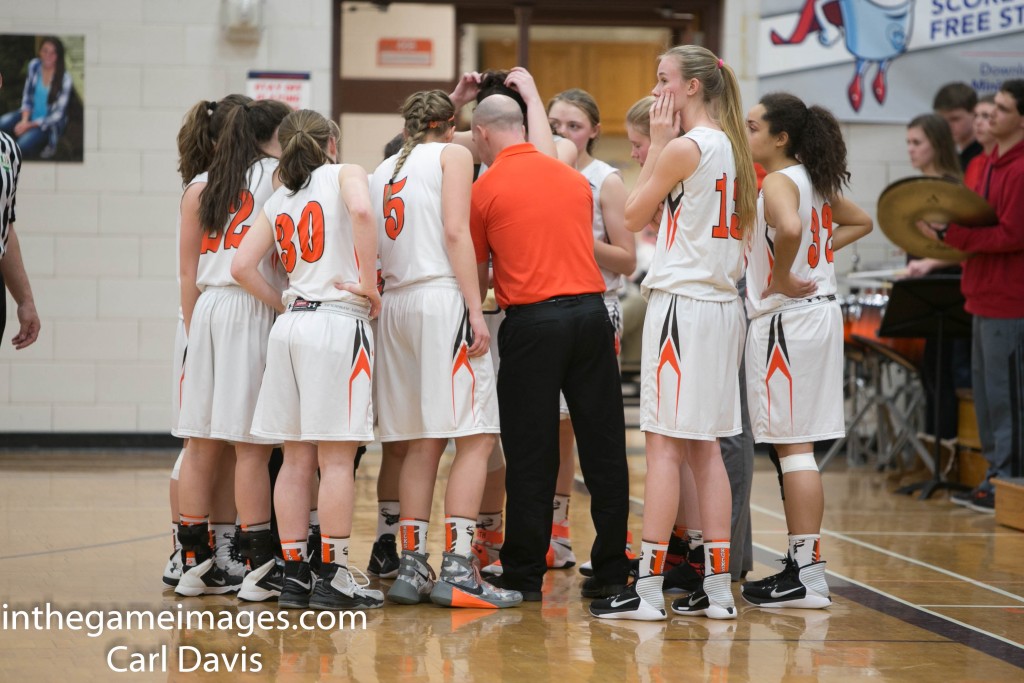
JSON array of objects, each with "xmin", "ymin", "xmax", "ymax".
[
  {"xmin": 367, "ymin": 533, "xmax": 400, "ymax": 579},
  {"xmin": 278, "ymin": 560, "xmax": 313, "ymax": 609},
  {"xmin": 741, "ymin": 557, "xmax": 831, "ymax": 609},
  {"xmin": 589, "ymin": 575, "xmax": 667, "ymax": 621}
]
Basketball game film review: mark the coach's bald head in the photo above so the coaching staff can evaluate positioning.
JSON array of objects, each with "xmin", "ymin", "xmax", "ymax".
[{"xmin": 472, "ymin": 95, "xmax": 526, "ymax": 166}]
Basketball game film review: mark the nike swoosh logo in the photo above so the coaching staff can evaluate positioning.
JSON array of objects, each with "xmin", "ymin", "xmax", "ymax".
[
  {"xmin": 209, "ymin": 577, "xmax": 226, "ymax": 586},
  {"xmin": 414, "ymin": 569, "xmax": 430, "ymax": 583},
  {"xmin": 770, "ymin": 586, "xmax": 803, "ymax": 598},
  {"xmin": 288, "ymin": 579, "xmax": 311, "ymax": 590},
  {"xmin": 609, "ymin": 596, "xmax": 639, "ymax": 608}
]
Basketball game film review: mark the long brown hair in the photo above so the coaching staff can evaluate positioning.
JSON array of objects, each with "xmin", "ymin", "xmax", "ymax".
[
  {"xmin": 390, "ymin": 90, "xmax": 455, "ymax": 183},
  {"xmin": 199, "ymin": 99, "xmax": 291, "ymax": 233},
  {"xmin": 661, "ymin": 45, "xmax": 757, "ymax": 235},
  {"xmin": 39, "ymin": 37, "xmax": 66, "ymax": 107},
  {"xmin": 176, "ymin": 94, "xmax": 251, "ymax": 186},
  {"xmin": 276, "ymin": 110, "xmax": 333, "ymax": 194},
  {"xmin": 760, "ymin": 92, "xmax": 851, "ymax": 201},
  {"xmin": 908, "ymin": 113, "xmax": 962, "ymax": 180}
]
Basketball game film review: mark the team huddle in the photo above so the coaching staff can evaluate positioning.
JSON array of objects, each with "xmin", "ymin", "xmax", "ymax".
[{"xmin": 165, "ymin": 44, "xmax": 872, "ymax": 623}]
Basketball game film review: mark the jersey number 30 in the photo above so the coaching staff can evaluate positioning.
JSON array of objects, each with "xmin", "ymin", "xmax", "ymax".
[{"xmin": 275, "ymin": 202, "xmax": 325, "ymax": 273}]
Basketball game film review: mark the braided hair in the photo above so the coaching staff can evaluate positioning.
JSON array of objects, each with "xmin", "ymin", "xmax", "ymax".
[{"xmin": 389, "ymin": 90, "xmax": 456, "ymax": 184}]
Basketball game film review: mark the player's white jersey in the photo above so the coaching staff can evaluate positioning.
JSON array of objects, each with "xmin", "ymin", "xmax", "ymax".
[
  {"xmin": 369, "ymin": 143, "xmax": 456, "ymax": 289},
  {"xmin": 746, "ymin": 164, "xmax": 838, "ymax": 318},
  {"xmin": 261, "ymin": 164, "xmax": 365, "ymax": 305},
  {"xmin": 581, "ymin": 158, "xmax": 624, "ymax": 293},
  {"xmin": 641, "ymin": 127, "xmax": 744, "ymax": 302},
  {"xmin": 196, "ymin": 157, "xmax": 283, "ymax": 291},
  {"xmin": 176, "ymin": 172, "xmax": 207, "ymax": 321}
]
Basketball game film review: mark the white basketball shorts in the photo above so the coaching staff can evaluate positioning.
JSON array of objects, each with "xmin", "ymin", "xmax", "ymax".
[
  {"xmin": 745, "ymin": 300, "xmax": 845, "ymax": 443},
  {"xmin": 640, "ymin": 290, "xmax": 744, "ymax": 440}
]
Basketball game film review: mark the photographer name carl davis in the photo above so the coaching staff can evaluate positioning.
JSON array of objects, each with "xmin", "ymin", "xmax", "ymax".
[{"xmin": 108, "ymin": 644, "xmax": 261, "ymax": 674}]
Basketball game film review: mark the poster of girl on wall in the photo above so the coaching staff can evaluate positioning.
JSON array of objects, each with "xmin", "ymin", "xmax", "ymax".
[{"xmin": 0, "ymin": 34, "xmax": 85, "ymax": 162}]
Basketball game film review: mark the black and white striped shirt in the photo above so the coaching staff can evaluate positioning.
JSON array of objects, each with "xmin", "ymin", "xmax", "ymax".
[{"xmin": 1, "ymin": 131, "xmax": 22, "ymax": 260}]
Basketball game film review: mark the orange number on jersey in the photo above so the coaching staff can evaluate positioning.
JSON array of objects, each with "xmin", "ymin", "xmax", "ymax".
[
  {"xmin": 275, "ymin": 214, "xmax": 298, "ymax": 273},
  {"xmin": 822, "ymin": 202, "xmax": 834, "ymax": 264},
  {"xmin": 806, "ymin": 203, "xmax": 834, "ymax": 269},
  {"xmin": 711, "ymin": 173, "xmax": 741, "ymax": 240},
  {"xmin": 200, "ymin": 190, "xmax": 255, "ymax": 254},
  {"xmin": 274, "ymin": 202, "xmax": 326, "ymax": 274},
  {"xmin": 383, "ymin": 177, "xmax": 408, "ymax": 240}
]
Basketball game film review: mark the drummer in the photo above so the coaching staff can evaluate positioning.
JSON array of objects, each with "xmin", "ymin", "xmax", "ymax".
[
  {"xmin": 902, "ymin": 112, "xmax": 971, "ymax": 445},
  {"xmin": 917, "ymin": 79, "xmax": 1024, "ymax": 514}
]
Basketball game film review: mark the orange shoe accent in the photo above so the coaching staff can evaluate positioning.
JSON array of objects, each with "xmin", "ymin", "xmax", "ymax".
[
  {"xmin": 449, "ymin": 588, "xmax": 499, "ymax": 609},
  {"xmin": 545, "ymin": 546, "xmax": 554, "ymax": 566},
  {"xmin": 707, "ymin": 541, "xmax": 730, "ymax": 575},
  {"xmin": 550, "ymin": 522, "xmax": 571, "ymax": 540},
  {"xmin": 450, "ymin": 609, "xmax": 489, "ymax": 632},
  {"xmin": 444, "ymin": 522, "xmax": 455, "ymax": 554}
]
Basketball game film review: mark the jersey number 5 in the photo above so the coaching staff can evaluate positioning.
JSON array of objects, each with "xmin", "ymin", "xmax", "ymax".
[
  {"xmin": 275, "ymin": 202, "xmax": 325, "ymax": 273},
  {"xmin": 383, "ymin": 177, "xmax": 407, "ymax": 240},
  {"xmin": 711, "ymin": 174, "xmax": 742, "ymax": 240},
  {"xmin": 806, "ymin": 203, "xmax": 834, "ymax": 268}
]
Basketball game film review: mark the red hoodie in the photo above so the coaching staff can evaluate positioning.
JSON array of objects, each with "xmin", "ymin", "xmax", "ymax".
[{"xmin": 945, "ymin": 138, "xmax": 1024, "ymax": 318}]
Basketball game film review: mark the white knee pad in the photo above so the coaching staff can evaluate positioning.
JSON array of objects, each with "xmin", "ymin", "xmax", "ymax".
[
  {"xmin": 780, "ymin": 453, "xmax": 818, "ymax": 474},
  {"xmin": 170, "ymin": 447, "xmax": 185, "ymax": 481}
]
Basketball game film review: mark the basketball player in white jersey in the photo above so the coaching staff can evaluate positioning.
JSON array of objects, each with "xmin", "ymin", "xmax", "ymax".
[
  {"xmin": 173, "ymin": 98, "xmax": 291, "ymax": 599},
  {"xmin": 591, "ymin": 46, "xmax": 757, "ymax": 621},
  {"xmin": 742, "ymin": 93, "xmax": 872, "ymax": 608},
  {"xmin": 233, "ymin": 109, "xmax": 384, "ymax": 611},
  {"xmin": 164, "ymin": 96, "xmax": 251, "ymax": 590},
  {"xmin": 368, "ymin": 90, "xmax": 520, "ymax": 609},
  {"xmin": 546, "ymin": 88, "xmax": 637, "ymax": 577}
]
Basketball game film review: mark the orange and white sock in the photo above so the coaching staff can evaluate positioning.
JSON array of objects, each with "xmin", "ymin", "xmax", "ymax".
[
  {"xmin": 705, "ymin": 540, "xmax": 730, "ymax": 576},
  {"xmin": 789, "ymin": 534, "xmax": 821, "ymax": 568},
  {"xmin": 281, "ymin": 539, "xmax": 308, "ymax": 562},
  {"xmin": 639, "ymin": 540, "xmax": 669, "ymax": 578},
  {"xmin": 321, "ymin": 534, "xmax": 350, "ymax": 568},
  {"xmin": 445, "ymin": 516, "xmax": 476, "ymax": 558},
  {"xmin": 400, "ymin": 518, "xmax": 429, "ymax": 554}
]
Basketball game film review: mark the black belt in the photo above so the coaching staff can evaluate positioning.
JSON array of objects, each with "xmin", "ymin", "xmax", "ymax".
[{"xmin": 505, "ymin": 293, "xmax": 601, "ymax": 313}]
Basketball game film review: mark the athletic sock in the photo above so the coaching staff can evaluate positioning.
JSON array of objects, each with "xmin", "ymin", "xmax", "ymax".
[
  {"xmin": 281, "ymin": 539, "xmax": 308, "ymax": 562},
  {"xmin": 399, "ymin": 518, "xmax": 429, "ymax": 554},
  {"xmin": 639, "ymin": 540, "xmax": 669, "ymax": 578},
  {"xmin": 378, "ymin": 501, "xmax": 400, "ymax": 539},
  {"xmin": 705, "ymin": 540, "xmax": 730, "ymax": 576},
  {"xmin": 552, "ymin": 494, "xmax": 571, "ymax": 526},
  {"xmin": 789, "ymin": 534, "xmax": 821, "ymax": 568},
  {"xmin": 309, "ymin": 509, "xmax": 319, "ymax": 528},
  {"xmin": 444, "ymin": 516, "xmax": 476, "ymax": 558},
  {"xmin": 321, "ymin": 535, "xmax": 350, "ymax": 568},
  {"xmin": 687, "ymin": 529, "xmax": 704, "ymax": 551},
  {"xmin": 477, "ymin": 511, "xmax": 503, "ymax": 534}
]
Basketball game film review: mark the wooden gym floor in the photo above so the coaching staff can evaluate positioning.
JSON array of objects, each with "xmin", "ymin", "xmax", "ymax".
[{"xmin": 0, "ymin": 444, "xmax": 1021, "ymax": 682}]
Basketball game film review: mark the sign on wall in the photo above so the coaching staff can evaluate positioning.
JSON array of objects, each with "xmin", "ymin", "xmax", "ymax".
[
  {"xmin": 758, "ymin": 0, "xmax": 1024, "ymax": 122},
  {"xmin": 377, "ymin": 38, "xmax": 434, "ymax": 67},
  {"xmin": 0, "ymin": 33, "xmax": 85, "ymax": 162},
  {"xmin": 246, "ymin": 71, "xmax": 310, "ymax": 110}
]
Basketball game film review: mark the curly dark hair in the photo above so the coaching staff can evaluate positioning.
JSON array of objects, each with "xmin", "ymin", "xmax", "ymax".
[{"xmin": 760, "ymin": 92, "xmax": 850, "ymax": 200}]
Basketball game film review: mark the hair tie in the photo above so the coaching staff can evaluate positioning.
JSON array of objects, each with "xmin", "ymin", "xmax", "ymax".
[
  {"xmin": 718, "ymin": 59, "xmax": 724, "ymax": 69},
  {"xmin": 427, "ymin": 115, "xmax": 456, "ymax": 129}
]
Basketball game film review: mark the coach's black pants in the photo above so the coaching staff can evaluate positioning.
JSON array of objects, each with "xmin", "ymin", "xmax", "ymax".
[{"xmin": 497, "ymin": 293, "xmax": 630, "ymax": 592}]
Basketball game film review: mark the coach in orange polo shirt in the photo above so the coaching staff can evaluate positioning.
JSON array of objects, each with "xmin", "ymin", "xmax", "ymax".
[{"xmin": 470, "ymin": 95, "xmax": 630, "ymax": 601}]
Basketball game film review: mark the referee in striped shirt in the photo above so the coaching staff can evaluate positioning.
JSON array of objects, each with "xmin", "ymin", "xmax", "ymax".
[{"xmin": 1, "ymin": 70, "xmax": 40, "ymax": 349}]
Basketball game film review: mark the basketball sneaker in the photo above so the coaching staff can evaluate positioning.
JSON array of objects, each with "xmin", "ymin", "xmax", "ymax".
[
  {"xmin": 589, "ymin": 575, "xmax": 667, "ymax": 621},
  {"xmin": 662, "ymin": 556, "xmax": 703, "ymax": 594},
  {"xmin": 546, "ymin": 522, "xmax": 576, "ymax": 569},
  {"xmin": 213, "ymin": 526, "xmax": 247, "ymax": 583},
  {"xmin": 163, "ymin": 551, "xmax": 181, "ymax": 588},
  {"xmin": 278, "ymin": 560, "xmax": 314, "ymax": 609},
  {"xmin": 480, "ymin": 559, "xmax": 503, "ymax": 576},
  {"xmin": 239, "ymin": 558, "xmax": 284, "ymax": 602},
  {"xmin": 741, "ymin": 557, "xmax": 831, "ymax": 609},
  {"xmin": 175, "ymin": 557, "xmax": 243, "ymax": 597},
  {"xmin": 308, "ymin": 524, "xmax": 322, "ymax": 577},
  {"xmin": 429, "ymin": 552, "xmax": 523, "ymax": 608},
  {"xmin": 309, "ymin": 564, "xmax": 384, "ymax": 611},
  {"xmin": 579, "ymin": 531, "xmax": 636, "ymax": 577},
  {"xmin": 367, "ymin": 533, "xmax": 400, "ymax": 579},
  {"xmin": 471, "ymin": 528, "xmax": 503, "ymax": 570},
  {"xmin": 671, "ymin": 573, "xmax": 737, "ymax": 619},
  {"xmin": 387, "ymin": 550, "xmax": 436, "ymax": 605}
]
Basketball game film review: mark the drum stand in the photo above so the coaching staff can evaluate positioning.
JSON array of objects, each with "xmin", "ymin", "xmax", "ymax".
[
  {"xmin": 879, "ymin": 277, "xmax": 972, "ymax": 500},
  {"xmin": 820, "ymin": 342, "xmax": 926, "ymax": 471}
]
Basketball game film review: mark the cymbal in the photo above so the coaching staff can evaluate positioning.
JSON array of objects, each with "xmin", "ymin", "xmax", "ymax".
[{"xmin": 876, "ymin": 176, "xmax": 995, "ymax": 261}]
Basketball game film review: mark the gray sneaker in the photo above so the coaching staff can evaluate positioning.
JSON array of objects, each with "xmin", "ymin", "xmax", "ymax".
[
  {"xmin": 430, "ymin": 552, "xmax": 523, "ymax": 608},
  {"xmin": 387, "ymin": 550, "xmax": 435, "ymax": 605},
  {"xmin": 309, "ymin": 564, "xmax": 384, "ymax": 610}
]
